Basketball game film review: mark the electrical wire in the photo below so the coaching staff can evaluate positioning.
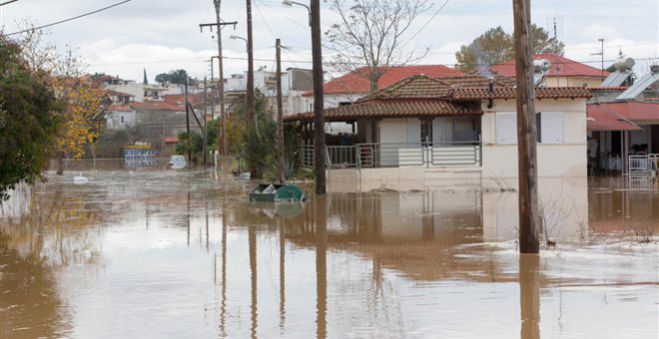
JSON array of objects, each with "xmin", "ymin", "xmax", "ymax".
[{"xmin": 4, "ymin": 0, "xmax": 132, "ymax": 37}]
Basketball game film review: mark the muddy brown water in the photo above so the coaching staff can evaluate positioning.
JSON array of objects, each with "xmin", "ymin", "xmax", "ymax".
[{"xmin": 1, "ymin": 172, "xmax": 657, "ymax": 338}]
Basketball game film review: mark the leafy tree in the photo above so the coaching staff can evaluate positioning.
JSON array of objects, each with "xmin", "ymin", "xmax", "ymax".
[
  {"xmin": 12, "ymin": 24, "xmax": 106, "ymax": 175},
  {"xmin": 155, "ymin": 69, "xmax": 195, "ymax": 85},
  {"xmin": 0, "ymin": 37, "xmax": 61, "ymax": 201},
  {"xmin": 455, "ymin": 25, "xmax": 565, "ymax": 72},
  {"xmin": 175, "ymin": 118, "xmax": 223, "ymax": 164}
]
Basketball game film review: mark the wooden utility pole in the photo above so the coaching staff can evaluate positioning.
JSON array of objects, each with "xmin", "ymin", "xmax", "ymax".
[
  {"xmin": 276, "ymin": 38, "xmax": 286, "ymax": 184},
  {"xmin": 185, "ymin": 77, "xmax": 192, "ymax": 167},
  {"xmin": 513, "ymin": 0, "xmax": 540, "ymax": 253},
  {"xmin": 310, "ymin": 0, "xmax": 326, "ymax": 194},
  {"xmin": 213, "ymin": 1, "xmax": 228, "ymax": 156},
  {"xmin": 203, "ymin": 77, "xmax": 208, "ymax": 166},
  {"xmin": 245, "ymin": 0, "xmax": 255, "ymax": 123}
]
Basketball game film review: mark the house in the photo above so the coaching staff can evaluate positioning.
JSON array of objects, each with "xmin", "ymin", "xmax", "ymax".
[
  {"xmin": 491, "ymin": 54, "xmax": 607, "ymax": 88},
  {"xmin": 223, "ymin": 67, "xmax": 313, "ymax": 117},
  {"xmin": 302, "ymin": 65, "xmax": 464, "ymax": 110},
  {"xmin": 105, "ymin": 104, "xmax": 136, "ymax": 130},
  {"xmin": 586, "ymin": 65, "xmax": 659, "ymax": 174},
  {"xmin": 285, "ymin": 74, "xmax": 590, "ymax": 183}
]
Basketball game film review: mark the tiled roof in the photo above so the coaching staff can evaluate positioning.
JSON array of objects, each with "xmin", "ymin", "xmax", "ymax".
[
  {"xmin": 284, "ymin": 99, "xmax": 482, "ymax": 122},
  {"xmin": 452, "ymin": 86, "xmax": 592, "ymax": 100},
  {"xmin": 357, "ymin": 76, "xmax": 453, "ymax": 101},
  {"xmin": 105, "ymin": 89, "xmax": 134, "ymax": 97},
  {"xmin": 491, "ymin": 54, "xmax": 608, "ymax": 78},
  {"xmin": 441, "ymin": 73, "xmax": 516, "ymax": 88},
  {"xmin": 587, "ymin": 109, "xmax": 641, "ymax": 131},
  {"xmin": 588, "ymin": 102, "xmax": 659, "ymax": 122},
  {"xmin": 130, "ymin": 101, "xmax": 183, "ymax": 111},
  {"xmin": 107, "ymin": 104, "xmax": 134, "ymax": 112},
  {"xmin": 305, "ymin": 65, "xmax": 463, "ymax": 96}
]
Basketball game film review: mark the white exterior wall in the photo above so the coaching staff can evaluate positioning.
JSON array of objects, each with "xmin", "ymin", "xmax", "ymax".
[
  {"xmin": 481, "ymin": 99, "xmax": 587, "ymax": 178},
  {"xmin": 106, "ymin": 83, "xmax": 144, "ymax": 102},
  {"xmin": 106, "ymin": 110, "xmax": 136, "ymax": 130}
]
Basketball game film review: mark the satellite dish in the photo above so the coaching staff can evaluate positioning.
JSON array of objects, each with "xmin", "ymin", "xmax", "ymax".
[
  {"xmin": 169, "ymin": 155, "xmax": 187, "ymax": 170},
  {"xmin": 533, "ymin": 59, "xmax": 552, "ymax": 85}
]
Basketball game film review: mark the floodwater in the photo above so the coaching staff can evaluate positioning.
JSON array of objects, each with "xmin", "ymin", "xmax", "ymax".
[{"xmin": 1, "ymin": 171, "xmax": 657, "ymax": 338}]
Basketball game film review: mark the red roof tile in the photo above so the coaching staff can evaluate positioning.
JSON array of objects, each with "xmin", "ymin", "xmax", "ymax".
[
  {"xmin": 588, "ymin": 102, "xmax": 659, "ymax": 122},
  {"xmin": 305, "ymin": 65, "xmax": 463, "ymax": 96},
  {"xmin": 130, "ymin": 101, "xmax": 182, "ymax": 111},
  {"xmin": 452, "ymin": 86, "xmax": 592, "ymax": 100},
  {"xmin": 587, "ymin": 109, "xmax": 641, "ymax": 131},
  {"xmin": 285, "ymin": 99, "xmax": 482, "ymax": 122},
  {"xmin": 491, "ymin": 54, "xmax": 608, "ymax": 78},
  {"xmin": 107, "ymin": 104, "xmax": 134, "ymax": 112}
]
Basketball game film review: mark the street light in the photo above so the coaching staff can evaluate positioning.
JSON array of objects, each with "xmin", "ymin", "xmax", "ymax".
[
  {"xmin": 282, "ymin": 0, "xmax": 311, "ymax": 26},
  {"xmin": 230, "ymin": 34, "xmax": 248, "ymax": 43}
]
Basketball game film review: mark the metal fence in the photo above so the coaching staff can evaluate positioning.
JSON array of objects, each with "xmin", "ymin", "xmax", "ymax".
[{"xmin": 305, "ymin": 141, "xmax": 482, "ymax": 169}]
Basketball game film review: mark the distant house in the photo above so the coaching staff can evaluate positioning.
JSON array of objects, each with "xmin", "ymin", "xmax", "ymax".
[
  {"xmin": 105, "ymin": 104, "xmax": 136, "ymax": 130},
  {"xmin": 223, "ymin": 67, "xmax": 313, "ymax": 117},
  {"xmin": 286, "ymin": 74, "xmax": 591, "ymax": 181},
  {"xmin": 491, "ymin": 54, "xmax": 608, "ymax": 88},
  {"xmin": 302, "ymin": 65, "xmax": 464, "ymax": 110}
]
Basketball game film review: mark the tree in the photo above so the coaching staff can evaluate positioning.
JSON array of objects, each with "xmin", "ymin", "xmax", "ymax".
[
  {"xmin": 455, "ymin": 24, "xmax": 565, "ymax": 72},
  {"xmin": 175, "ymin": 118, "xmax": 222, "ymax": 164},
  {"xmin": 0, "ymin": 37, "xmax": 61, "ymax": 201},
  {"xmin": 155, "ymin": 69, "xmax": 195, "ymax": 85},
  {"xmin": 325, "ymin": 0, "xmax": 431, "ymax": 92},
  {"xmin": 12, "ymin": 24, "xmax": 107, "ymax": 175}
]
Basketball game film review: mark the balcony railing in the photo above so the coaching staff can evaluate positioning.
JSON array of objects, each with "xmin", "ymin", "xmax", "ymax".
[
  {"xmin": 302, "ymin": 141, "xmax": 481, "ymax": 169},
  {"xmin": 629, "ymin": 154, "xmax": 659, "ymax": 175}
]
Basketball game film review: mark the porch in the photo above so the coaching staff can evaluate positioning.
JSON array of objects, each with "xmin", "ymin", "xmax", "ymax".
[{"xmin": 301, "ymin": 141, "xmax": 481, "ymax": 169}]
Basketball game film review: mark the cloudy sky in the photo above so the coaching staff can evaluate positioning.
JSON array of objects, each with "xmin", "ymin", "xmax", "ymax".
[{"xmin": 1, "ymin": 0, "xmax": 657, "ymax": 82}]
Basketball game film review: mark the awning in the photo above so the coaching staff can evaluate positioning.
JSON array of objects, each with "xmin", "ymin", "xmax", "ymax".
[{"xmin": 587, "ymin": 107, "xmax": 641, "ymax": 131}]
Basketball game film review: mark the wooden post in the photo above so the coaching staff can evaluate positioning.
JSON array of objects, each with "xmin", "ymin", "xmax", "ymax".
[
  {"xmin": 185, "ymin": 77, "xmax": 192, "ymax": 167},
  {"xmin": 311, "ymin": 0, "xmax": 326, "ymax": 194},
  {"xmin": 513, "ymin": 0, "xmax": 540, "ymax": 253},
  {"xmin": 213, "ymin": 1, "xmax": 228, "ymax": 157},
  {"xmin": 276, "ymin": 38, "xmax": 286, "ymax": 184},
  {"xmin": 203, "ymin": 77, "xmax": 208, "ymax": 166},
  {"xmin": 519, "ymin": 254, "xmax": 540, "ymax": 339},
  {"xmin": 245, "ymin": 0, "xmax": 255, "ymax": 123}
]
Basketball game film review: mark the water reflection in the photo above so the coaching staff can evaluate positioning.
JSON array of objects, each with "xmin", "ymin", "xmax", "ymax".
[{"xmin": 0, "ymin": 172, "xmax": 656, "ymax": 338}]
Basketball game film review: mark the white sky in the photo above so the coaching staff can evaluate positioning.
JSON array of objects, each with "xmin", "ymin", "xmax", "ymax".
[{"xmin": 1, "ymin": 0, "xmax": 657, "ymax": 82}]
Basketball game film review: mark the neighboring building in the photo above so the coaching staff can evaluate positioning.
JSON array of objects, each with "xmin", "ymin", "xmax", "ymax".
[
  {"xmin": 105, "ymin": 104, "xmax": 136, "ymax": 130},
  {"xmin": 586, "ymin": 65, "xmax": 659, "ymax": 174},
  {"xmin": 302, "ymin": 65, "xmax": 464, "ymax": 110},
  {"xmin": 106, "ymin": 89, "xmax": 134, "ymax": 105},
  {"xmin": 491, "ymin": 54, "xmax": 608, "ymax": 88},
  {"xmin": 223, "ymin": 67, "xmax": 313, "ymax": 117},
  {"xmin": 285, "ymin": 74, "xmax": 591, "ymax": 182}
]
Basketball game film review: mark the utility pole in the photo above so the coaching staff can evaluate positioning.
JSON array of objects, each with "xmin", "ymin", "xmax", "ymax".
[
  {"xmin": 213, "ymin": 1, "xmax": 227, "ymax": 158},
  {"xmin": 310, "ymin": 0, "xmax": 326, "ymax": 195},
  {"xmin": 276, "ymin": 38, "xmax": 286, "ymax": 184},
  {"xmin": 185, "ymin": 77, "xmax": 192, "ymax": 167},
  {"xmin": 599, "ymin": 38, "xmax": 605, "ymax": 81},
  {"xmin": 513, "ymin": 0, "xmax": 540, "ymax": 254},
  {"xmin": 245, "ymin": 0, "xmax": 255, "ymax": 123},
  {"xmin": 203, "ymin": 77, "xmax": 208, "ymax": 166}
]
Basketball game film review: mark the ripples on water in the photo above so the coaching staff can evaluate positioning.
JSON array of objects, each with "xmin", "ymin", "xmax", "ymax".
[{"xmin": 0, "ymin": 171, "xmax": 657, "ymax": 338}]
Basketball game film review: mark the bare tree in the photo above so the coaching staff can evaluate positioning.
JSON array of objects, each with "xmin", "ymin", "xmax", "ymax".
[{"xmin": 325, "ymin": 0, "xmax": 431, "ymax": 93}]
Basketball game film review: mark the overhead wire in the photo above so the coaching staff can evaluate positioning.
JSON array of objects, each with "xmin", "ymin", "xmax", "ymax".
[{"xmin": 4, "ymin": 0, "xmax": 132, "ymax": 37}]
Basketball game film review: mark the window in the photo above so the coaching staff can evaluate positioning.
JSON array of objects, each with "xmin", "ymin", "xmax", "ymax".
[
  {"xmin": 121, "ymin": 116, "xmax": 125, "ymax": 123},
  {"xmin": 496, "ymin": 112, "xmax": 517, "ymax": 144},
  {"xmin": 538, "ymin": 112, "xmax": 564, "ymax": 144}
]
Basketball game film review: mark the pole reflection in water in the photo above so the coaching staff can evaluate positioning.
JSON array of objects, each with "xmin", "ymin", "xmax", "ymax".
[
  {"xmin": 315, "ymin": 196, "xmax": 328, "ymax": 339},
  {"xmin": 519, "ymin": 254, "xmax": 541, "ymax": 339},
  {"xmin": 278, "ymin": 217, "xmax": 286, "ymax": 333},
  {"xmin": 249, "ymin": 219, "xmax": 258, "ymax": 339},
  {"xmin": 219, "ymin": 200, "xmax": 228, "ymax": 338}
]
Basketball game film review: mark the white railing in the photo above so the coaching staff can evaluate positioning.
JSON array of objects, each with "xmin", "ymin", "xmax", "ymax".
[
  {"xmin": 314, "ymin": 141, "xmax": 481, "ymax": 169},
  {"xmin": 628, "ymin": 154, "xmax": 658, "ymax": 175}
]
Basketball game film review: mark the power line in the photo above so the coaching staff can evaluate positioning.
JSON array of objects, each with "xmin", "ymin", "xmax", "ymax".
[
  {"xmin": 4, "ymin": 0, "xmax": 132, "ymax": 37},
  {"xmin": 0, "ymin": 0, "xmax": 19, "ymax": 7}
]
